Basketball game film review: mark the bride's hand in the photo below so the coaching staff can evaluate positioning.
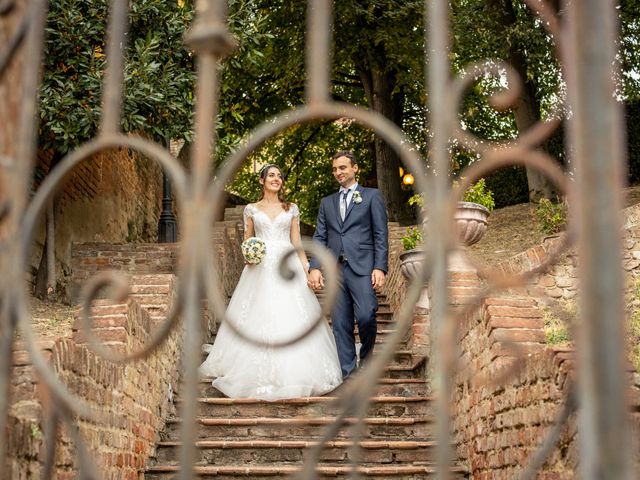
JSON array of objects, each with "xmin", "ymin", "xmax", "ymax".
[{"xmin": 307, "ymin": 269, "xmax": 324, "ymax": 291}]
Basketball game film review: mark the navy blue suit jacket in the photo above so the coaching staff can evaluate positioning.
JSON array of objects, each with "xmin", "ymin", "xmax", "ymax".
[{"xmin": 311, "ymin": 186, "xmax": 388, "ymax": 276}]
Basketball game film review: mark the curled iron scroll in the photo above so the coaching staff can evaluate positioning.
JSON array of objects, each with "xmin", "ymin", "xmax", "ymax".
[
  {"xmin": 439, "ymin": 2, "xmax": 581, "ymax": 476},
  {"xmin": 206, "ymin": 102, "xmax": 429, "ymax": 351}
]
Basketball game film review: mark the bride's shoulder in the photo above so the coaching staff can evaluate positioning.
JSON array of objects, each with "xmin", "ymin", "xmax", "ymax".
[
  {"xmin": 288, "ymin": 203, "xmax": 300, "ymax": 215},
  {"xmin": 244, "ymin": 203, "xmax": 258, "ymax": 215}
]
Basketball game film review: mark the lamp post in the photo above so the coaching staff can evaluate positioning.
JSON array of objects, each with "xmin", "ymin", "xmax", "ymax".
[{"xmin": 157, "ymin": 139, "xmax": 183, "ymax": 243}]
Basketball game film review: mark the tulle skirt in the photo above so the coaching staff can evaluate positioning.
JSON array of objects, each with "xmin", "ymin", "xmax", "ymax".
[{"xmin": 199, "ymin": 240, "xmax": 343, "ymax": 400}]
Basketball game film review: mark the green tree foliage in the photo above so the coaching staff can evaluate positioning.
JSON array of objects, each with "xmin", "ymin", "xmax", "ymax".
[
  {"xmin": 626, "ymin": 99, "xmax": 640, "ymax": 183},
  {"xmin": 219, "ymin": 0, "xmax": 424, "ymax": 224},
  {"xmin": 227, "ymin": 123, "xmax": 374, "ymax": 225},
  {"xmin": 40, "ymin": 0, "xmax": 196, "ymax": 153},
  {"xmin": 619, "ymin": 0, "xmax": 640, "ymax": 101},
  {"xmin": 39, "ymin": 0, "xmax": 640, "ymax": 223},
  {"xmin": 450, "ymin": 0, "xmax": 640, "ymax": 203}
]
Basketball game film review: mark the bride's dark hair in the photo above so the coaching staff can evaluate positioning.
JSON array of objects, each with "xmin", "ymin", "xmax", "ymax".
[{"xmin": 258, "ymin": 164, "xmax": 290, "ymax": 211}]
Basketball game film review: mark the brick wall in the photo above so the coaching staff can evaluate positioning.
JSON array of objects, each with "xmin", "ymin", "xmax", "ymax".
[
  {"xmin": 447, "ymin": 272, "xmax": 640, "ymax": 478},
  {"xmin": 70, "ymin": 206, "xmax": 246, "ymax": 338},
  {"xmin": 7, "ymin": 205, "xmax": 250, "ymax": 477},
  {"xmin": 380, "ymin": 223, "xmax": 407, "ymax": 313},
  {"xmin": 31, "ymin": 147, "xmax": 164, "ymax": 296},
  {"xmin": 448, "ymin": 277, "xmax": 569, "ymax": 478},
  {"xmin": 8, "ymin": 282, "xmax": 182, "ymax": 479},
  {"xmin": 69, "ymin": 243, "xmax": 178, "ymax": 301}
]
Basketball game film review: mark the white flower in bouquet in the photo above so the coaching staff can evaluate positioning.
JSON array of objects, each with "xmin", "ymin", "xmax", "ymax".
[{"xmin": 241, "ymin": 237, "xmax": 267, "ymax": 264}]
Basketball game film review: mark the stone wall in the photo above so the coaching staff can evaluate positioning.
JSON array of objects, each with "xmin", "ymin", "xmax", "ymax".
[{"xmin": 494, "ymin": 203, "xmax": 640, "ymax": 302}]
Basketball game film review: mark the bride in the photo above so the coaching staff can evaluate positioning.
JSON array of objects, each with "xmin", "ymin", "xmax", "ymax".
[{"xmin": 199, "ymin": 164, "xmax": 343, "ymax": 400}]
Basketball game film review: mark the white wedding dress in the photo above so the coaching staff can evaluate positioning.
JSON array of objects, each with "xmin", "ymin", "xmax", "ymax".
[{"xmin": 199, "ymin": 203, "xmax": 343, "ymax": 400}]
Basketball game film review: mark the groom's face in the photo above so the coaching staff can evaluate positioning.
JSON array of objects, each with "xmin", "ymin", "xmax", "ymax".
[{"xmin": 332, "ymin": 156, "xmax": 358, "ymax": 188}]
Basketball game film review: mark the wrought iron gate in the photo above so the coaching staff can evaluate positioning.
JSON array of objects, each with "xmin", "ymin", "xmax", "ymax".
[{"xmin": 0, "ymin": 0, "xmax": 633, "ymax": 478}]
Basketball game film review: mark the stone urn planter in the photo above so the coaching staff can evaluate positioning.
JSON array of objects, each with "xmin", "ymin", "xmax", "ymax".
[
  {"xmin": 455, "ymin": 201, "xmax": 490, "ymax": 247},
  {"xmin": 399, "ymin": 248, "xmax": 426, "ymax": 281},
  {"xmin": 399, "ymin": 201, "xmax": 490, "ymax": 279},
  {"xmin": 398, "ymin": 248, "xmax": 430, "ymax": 308}
]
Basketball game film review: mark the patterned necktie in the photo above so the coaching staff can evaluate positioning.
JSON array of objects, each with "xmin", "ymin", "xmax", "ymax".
[{"xmin": 340, "ymin": 191, "xmax": 348, "ymax": 221}]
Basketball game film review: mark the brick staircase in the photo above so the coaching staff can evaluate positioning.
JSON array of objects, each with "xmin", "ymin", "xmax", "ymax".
[
  {"xmin": 145, "ymin": 295, "xmax": 468, "ymax": 479},
  {"xmin": 68, "ymin": 205, "xmax": 468, "ymax": 478}
]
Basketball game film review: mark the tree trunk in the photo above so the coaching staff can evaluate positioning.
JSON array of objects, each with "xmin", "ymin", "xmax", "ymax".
[
  {"xmin": 494, "ymin": 0, "xmax": 558, "ymax": 202},
  {"xmin": 358, "ymin": 65, "xmax": 408, "ymax": 222},
  {"xmin": 34, "ymin": 152, "xmax": 62, "ymax": 299},
  {"xmin": 509, "ymin": 52, "xmax": 557, "ymax": 201}
]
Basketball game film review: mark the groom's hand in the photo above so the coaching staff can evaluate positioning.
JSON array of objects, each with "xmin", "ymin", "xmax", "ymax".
[
  {"xmin": 371, "ymin": 269, "xmax": 385, "ymax": 290},
  {"xmin": 308, "ymin": 269, "xmax": 324, "ymax": 291}
]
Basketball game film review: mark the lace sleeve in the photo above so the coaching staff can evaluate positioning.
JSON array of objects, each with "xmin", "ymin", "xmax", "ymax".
[
  {"xmin": 243, "ymin": 204, "xmax": 253, "ymax": 231},
  {"xmin": 290, "ymin": 203, "xmax": 300, "ymax": 224},
  {"xmin": 289, "ymin": 203, "xmax": 300, "ymax": 228}
]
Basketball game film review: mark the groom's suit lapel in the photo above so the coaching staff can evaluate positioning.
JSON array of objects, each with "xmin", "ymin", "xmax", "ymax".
[{"xmin": 333, "ymin": 191, "xmax": 344, "ymax": 227}]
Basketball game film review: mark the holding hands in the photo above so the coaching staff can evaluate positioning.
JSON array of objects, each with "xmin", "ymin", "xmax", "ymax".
[
  {"xmin": 307, "ymin": 269, "xmax": 324, "ymax": 291},
  {"xmin": 307, "ymin": 267, "xmax": 385, "ymax": 291}
]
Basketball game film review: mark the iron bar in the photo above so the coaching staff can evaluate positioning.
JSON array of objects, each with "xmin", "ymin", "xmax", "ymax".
[
  {"xmin": 564, "ymin": 0, "xmax": 633, "ymax": 478},
  {"xmin": 305, "ymin": 0, "xmax": 332, "ymax": 105},
  {"xmin": 99, "ymin": 0, "xmax": 128, "ymax": 136},
  {"xmin": 426, "ymin": 0, "xmax": 454, "ymax": 477},
  {"xmin": 190, "ymin": 54, "xmax": 218, "ymax": 195},
  {"xmin": 0, "ymin": 0, "xmax": 48, "ymax": 475},
  {"xmin": 177, "ymin": 262, "xmax": 202, "ymax": 480}
]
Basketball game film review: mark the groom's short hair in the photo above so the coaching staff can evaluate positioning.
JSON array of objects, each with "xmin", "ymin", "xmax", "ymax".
[{"xmin": 332, "ymin": 150, "xmax": 356, "ymax": 166}]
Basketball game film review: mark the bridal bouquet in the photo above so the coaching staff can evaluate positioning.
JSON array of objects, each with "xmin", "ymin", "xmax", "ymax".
[{"xmin": 241, "ymin": 237, "xmax": 266, "ymax": 264}]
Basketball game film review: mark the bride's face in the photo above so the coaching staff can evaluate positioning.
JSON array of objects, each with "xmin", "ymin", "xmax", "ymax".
[{"xmin": 261, "ymin": 167, "xmax": 283, "ymax": 193}]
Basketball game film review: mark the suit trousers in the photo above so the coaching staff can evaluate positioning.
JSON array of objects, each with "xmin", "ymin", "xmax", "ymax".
[{"xmin": 332, "ymin": 262, "xmax": 378, "ymax": 378}]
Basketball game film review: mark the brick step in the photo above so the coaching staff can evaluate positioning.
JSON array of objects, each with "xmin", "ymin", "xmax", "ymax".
[
  {"xmin": 128, "ymin": 293, "xmax": 171, "ymax": 305},
  {"xmin": 84, "ymin": 301, "xmax": 129, "ymax": 315},
  {"xmin": 129, "ymin": 273, "xmax": 176, "ymax": 286},
  {"xmin": 176, "ymin": 396, "xmax": 432, "ymax": 418},
  {"xmin": 130, "ymin": 284, "xmax": 172, "ymax": 295},
  {"xmin": 323, "ymin": 314, "xmax": 395, "ymax": 325},
  {"xmin": 199, "ymin": 348, "xmax": 414, "ymax": 370},
  {"xmin": 73, "ymin": 242, "xmax": 179, "ymax": 253},
  {"xmin": 153, "ymin": 439, "xmax": 438, "ymax": 465},
  {"xmin": 145, "ymin": 463, "xmax": 467, "ymax": 479},
  {"xmin": 197, "ymin": 377, "xmax": 428, "ymax": 398},
  {"xmin": 373, "ymin": 329, "xmax": 408, "ymax": 346},
  {"xmin": 131, "ymin": 295, "xmax": 170, "ymax": 316},
  {"xmin": 315, "ymin": 292, "xmax": 387, "ymax": 301},
  {"xmin": 375, "ymin": 311, "xmax": 394, "ymax": 321},
  {"xmin": 165, "ymin": 415, "xmax": 433, "ymax": 440},
  {"xmin": 325, "ymin": 317, "xmax": 395, "ymax": 329}
]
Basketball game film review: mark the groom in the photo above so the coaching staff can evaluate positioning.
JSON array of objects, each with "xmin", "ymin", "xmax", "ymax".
[{"xmin": 308, "ymin": 151, "xmax": 389, "ymax": 379}]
